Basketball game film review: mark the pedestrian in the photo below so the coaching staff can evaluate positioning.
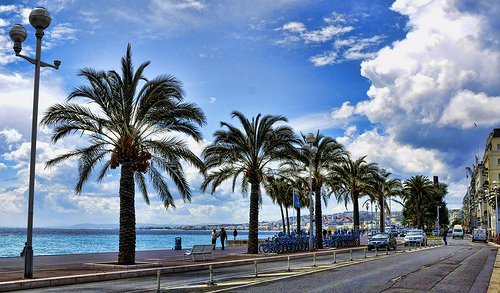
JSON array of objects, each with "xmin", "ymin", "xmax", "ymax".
[
  {"xmin": 442, "ymin": 227, "xmax": 448, "ymax": 245},
  {"xmin": 323, "ymin": 229, "xmax": 327, "ymax": 239},
  {"xmin": 219, "ymin": 227, "xmax": 227, "ymax": 250},
  {"xmin": 233, "ymin": 228, "xmax": 238, "ymax": 240},
  {"xmin": 20, "ymin": 242, "xmax": 27, "ymax": 257},
  {"xmin": 211, "ymin": 229, "xmax": 218, "ymax": 245}
]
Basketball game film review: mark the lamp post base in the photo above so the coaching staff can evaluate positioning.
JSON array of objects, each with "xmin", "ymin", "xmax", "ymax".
[{"xmin": 24, "ymin": 248, "xmax": 33, "ymax": 279}]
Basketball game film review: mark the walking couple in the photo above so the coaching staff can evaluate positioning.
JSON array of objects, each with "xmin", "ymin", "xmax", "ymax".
[{"xmin": 211, "ymin": 227, "xmax": 228, "ymax": 250}]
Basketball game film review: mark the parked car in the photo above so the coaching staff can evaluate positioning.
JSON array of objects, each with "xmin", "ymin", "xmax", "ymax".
[
  {"xmin": 404, "ymin": 230, "xmax": 427, "ymax": 246},
  {"xmin": 472, "ymin": 228, "xmax": 487, "ymax": 243},
  {"xmin": 398, "ymin": 229, "xmax": 407, "ymax": 237},
  {"xmin": 452, "ymin": 225, "xmax": 464, "ymax": 239},
  {"xmin": 432, "ymin": 229, "xmax": 440, "ymax": 236},
  {"xmin": 367, "ymin": 232, "xmax": 397, "ymax": 251}
]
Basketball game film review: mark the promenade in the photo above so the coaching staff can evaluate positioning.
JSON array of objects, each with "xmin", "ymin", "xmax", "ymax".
[{"xmin": 0, "ymin": 240, "xmax": 499, "ymax": 292}]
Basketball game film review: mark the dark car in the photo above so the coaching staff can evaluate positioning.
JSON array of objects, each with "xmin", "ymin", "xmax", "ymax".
[{"xmin": 367, "ymin": 232, "xmax": 397, "ymax": 251}]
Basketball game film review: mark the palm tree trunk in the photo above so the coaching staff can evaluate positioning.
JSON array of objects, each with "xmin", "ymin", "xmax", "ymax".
[
  {"xmin": 118, "ymin": 162, "xmax": 136, "ymax": 264},
  {"xmin": 280, "ymin": 204, "xmax": 286, "ymax": 234},
  {"xmin": 247, "ymin": 179, "xmax": 260, "ymax": 254},
  {"xmin": 379, "ymin": 197, "xmax": 385, "ymax": 232},
  {"xmin": 353, "ymin": 191, "xmax": 360, "ymax": 239},
  {"xmin": 285, "ymin": 207, "xmax": 290, "ymax": 236},
  {"xmin": 315, "ymin": 184, "xmax": 323, "ymax": 249},
  {"xmin": 296, "ymin": 207, "xmax": 301, "ymax": 234}
]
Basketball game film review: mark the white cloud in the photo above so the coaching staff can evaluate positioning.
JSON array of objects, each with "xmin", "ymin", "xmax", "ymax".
[
  {"xmin": 331, "ymin": 101, "xmax": 355, "ymax": 119},
  {"xmin": 0, "ymin": 163, "xmax": 6, "ymax": 170},
  {"xmin": 0, "ymin": 128, "xmax": 22, "ymax": 144}
]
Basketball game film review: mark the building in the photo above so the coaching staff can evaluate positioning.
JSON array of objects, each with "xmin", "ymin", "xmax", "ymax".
[{"xmin": 466, "ymin": 128, "xmax": 500, "ymax": 238}]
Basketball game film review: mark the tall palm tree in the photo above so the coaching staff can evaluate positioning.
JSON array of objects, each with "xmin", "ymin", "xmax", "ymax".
[
  {"xmin": 402, "ymin": 175, "xmax": 434, "ymax": 229},
  {"xmin": 201, "ymin": 111, "xmax": 299, "ymax": 254},
  {"xmin": 41, "ymin": 44, "xmax": 206, "ymax": 264},
  {"xmin": 295, "ymin": 132, "xmax": 345, "ymax": 249},
  {"xmin": 332, "ymin": 155, "xmax": 380, "ymax": 239},
  {"xmin": 374, "ymin": 169, "xmax": 402, "ymax": 232}
]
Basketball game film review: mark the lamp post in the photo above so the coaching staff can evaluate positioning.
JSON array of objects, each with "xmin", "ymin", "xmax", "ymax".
[
  {"xmin": 302, "ymin": 133, "xmax": 317, "ymax": 252},
  {"xmin": 494, "ymin": 181, "xmax": 499, "ymax": 237},
  {"xmin": 437, "ymin": 205, "xmax": 440, "ymax": 238},
  {"xmin": 9, "ymin": 7, "xmax": 60, "ymax": 279}
]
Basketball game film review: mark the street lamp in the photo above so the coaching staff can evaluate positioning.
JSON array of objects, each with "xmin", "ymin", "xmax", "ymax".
[
  {"xmin": 9, "ymin": 7, "xmax": 60, "ymax": 279},
  {"xmin": 493, "ymin": 181, "xmax": 499, "ymax": 237},
  {"xmin": 302, "ymin": 133, "xmax": 317, "ymax": 252}
]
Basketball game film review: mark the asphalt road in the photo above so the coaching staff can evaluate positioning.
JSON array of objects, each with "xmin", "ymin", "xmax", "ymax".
[{"xmin": 18, "ymin": 236, "xmax": 497, "ymax": 292}]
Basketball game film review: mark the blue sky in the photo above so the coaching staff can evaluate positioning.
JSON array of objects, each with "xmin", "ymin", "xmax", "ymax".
[{"xmin": 0, "ymin": 0, "xmax": 497, "ymax": 227}]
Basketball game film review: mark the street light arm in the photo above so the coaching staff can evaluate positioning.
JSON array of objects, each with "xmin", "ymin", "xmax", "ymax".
[{"xmin": 15, "ymin": 52, "xmax": 60, "ymax": 69}]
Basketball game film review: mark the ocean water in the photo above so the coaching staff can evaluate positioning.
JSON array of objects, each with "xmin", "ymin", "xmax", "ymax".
[{"xmin": 0, "ymin": 228, "xmax": 277, "ymax": 258}]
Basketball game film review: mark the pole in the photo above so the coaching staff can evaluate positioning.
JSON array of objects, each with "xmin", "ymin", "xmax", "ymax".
[
  {"xmin": 495, "ymin": 186, "xmax": 499, "ymax": 237},
  {"xmin": 309, "ymin": 156, "xmax": 314, "ymax": 252},
  {"xmin": 24, "ymin": 27, "xmax": 44, "ymax": 280}
]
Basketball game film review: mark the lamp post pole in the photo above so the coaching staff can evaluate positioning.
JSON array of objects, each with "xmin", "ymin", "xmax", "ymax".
[
  {"xmin": 9, "ymin": 7, "xmax": 60, "ymax": 279},
  {"xmin": 494, "ymin": 181, "xmax": 499, "ymax": 237},
  {"xmin": 437, "ymin": 205, "xmax": 440, "ymax": 238},
  {"xmin": 302, "ymin": 133, "xmax": 317, "ymax": 252}
]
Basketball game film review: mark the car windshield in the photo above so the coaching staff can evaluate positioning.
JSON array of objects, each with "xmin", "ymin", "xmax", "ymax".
[
  {"xmin": 372, "ymin": 233, "xmax": 389, "ymax": 239},
  {"xmin": 407, "ymin": 231, "xmax": 421, "ymax": 236}
]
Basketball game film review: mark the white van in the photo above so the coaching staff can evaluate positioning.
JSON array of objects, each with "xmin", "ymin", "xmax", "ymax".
[{"xmin": 452, "ymin": 225, "xmax": 464, "ymax": 239}]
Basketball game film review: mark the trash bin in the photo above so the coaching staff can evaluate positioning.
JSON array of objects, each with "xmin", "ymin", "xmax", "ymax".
[{"xmin": 174, "ymin": 237, "xmax": 182, "ymax": 250}]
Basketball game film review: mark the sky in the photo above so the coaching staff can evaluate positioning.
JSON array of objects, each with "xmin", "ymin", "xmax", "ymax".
[{"xmin": 0, "ymin": 0, "xmax": 498, "ymax": 228}]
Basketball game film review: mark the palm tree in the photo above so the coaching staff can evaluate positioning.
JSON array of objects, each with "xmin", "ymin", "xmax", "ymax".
[
  {"xmin": 373, "ymin": 169, "xmax": 402, "ymax": 232},
  {"xmin": 265, "ymin": 175, "xmax": 293, "ymax": 235},
  {"xmin": 295, "ymin": 132, "xmax": 345, "ymax": 249},
  {"xmin": 201, "ymin": 111, "xmax": 299, "ymax": 254},
  {"xmin": 40, "ymin": 44, "xmax": 206, "ymax": 264},
  {"xmin": 402, "ymin": 175, "xmax": 434, "ymax": 229},
  {"xmin": 332, "ymin": 155, "xmax": 380, "ymax": 238}
]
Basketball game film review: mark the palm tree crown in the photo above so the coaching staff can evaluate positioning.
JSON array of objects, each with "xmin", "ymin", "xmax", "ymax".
[
  {"xmin": 201, "ymin": 111, "xmax": 299, "ymax": 254},
  {"xmin": 332, "ymin": 155, "xmax": 379, "ymax": 238},
  {"xmin": 41, "ymin": 44, "xmax": 206, "ymax": 264}
]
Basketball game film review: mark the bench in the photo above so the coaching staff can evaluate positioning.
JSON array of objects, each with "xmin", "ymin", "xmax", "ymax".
[{"xmin": 183, "ymin": 244, "xmax": 215, "ymax": 261}]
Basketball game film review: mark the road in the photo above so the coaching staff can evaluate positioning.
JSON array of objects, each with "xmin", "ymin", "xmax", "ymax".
[{"xmin": 19, "ymin": 236, "xmax": 498, "ymax": 292}]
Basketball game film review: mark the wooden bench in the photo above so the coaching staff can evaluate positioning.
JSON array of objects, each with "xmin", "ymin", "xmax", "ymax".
[{"xmin": 183, "ymin": 244, "xmax": 215, "ymax": 261}]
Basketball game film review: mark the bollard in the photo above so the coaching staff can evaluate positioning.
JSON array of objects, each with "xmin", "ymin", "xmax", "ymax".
[
  {"xmin": 364, "ymin": 248, "xmax": 366, "ymax": 258},
  {"xmin": 209, "ymin": 265, "xmax": 215, "ymax": 285},
  {"xmin": 419, "ymin": 242, "xmax": 422, "ymax": 249},
  {"xmin": 333, "ymin": 251, "xmax": 337, "ymax": 264},
  {"xmin": 350, "ymin": 250, "xmax": 353, "ymax": 261},
  {"xmin": 376, "ymin": 248, "xmax": 379, "ymax": 257},
  {"xmin": 394, "ymin": 244, "xmax": 397, "ymax": 254},
  {"xmin": 403, "ymin": 243, "xmax": 405, "ymax": 252},
  {"xmin": 287, "ymin": 256, "xmax": 291, "ymax": 272},
  {"xmin": 156, "ymin": 270, "xmax": 161, "ymax": 293},
  {"xmin": 254, "ymin": 260, "xmax": 258, "ymax": 277},
  {"xmin": 313, "ymin": 253, "xmax": 317, "ymax": 267},
  {"xmin": 385, "ymin": 246, "xmax": 388, "ymax": 255}
]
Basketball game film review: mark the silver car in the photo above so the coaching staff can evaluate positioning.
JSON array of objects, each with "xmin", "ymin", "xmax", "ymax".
[
  {"xmin": 367, "ymin": 232, "xmax": 397, "ymax": 251},
  {"xmin": 404, "ymin": 230, "xmax": 427, "ymax": 246}
]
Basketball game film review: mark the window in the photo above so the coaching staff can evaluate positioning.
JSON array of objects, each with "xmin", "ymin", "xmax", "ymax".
[
  {"xmin": 498, "ymin": 158, "xmax": 500, "ymax": 165},
  {"xmin": 497, "ymin": 144, "xmax": 500, "ymax": 150},
  {"xmin": 498, "ymin": 173, "xmax": 500, "ymax": 180}
]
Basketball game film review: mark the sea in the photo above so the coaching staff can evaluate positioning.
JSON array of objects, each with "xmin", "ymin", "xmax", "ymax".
[{"xmin": 0, "ymin": 228, "xmax": 278, "ymax": 258}]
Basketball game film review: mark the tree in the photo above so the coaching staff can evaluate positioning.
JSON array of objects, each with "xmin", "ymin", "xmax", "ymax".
[
  {"xmin": 41, "ymin": 44, "xmax": 206, "ymax": 264},
  {"xmin": 401, "ymin": 175, "xmax": 434, "ymax": 229},
  {"xmin": 295, "ymin": 132, "xmax": 345, "ymax": 249},
  {"xmin": 374, "ymin": 169, "xmax": 402, "ymax": 232},
  {"xmin": 265, "ymin": 175, "xmax": 293, "ymax": 235},
  {"xmin": 201, "ymin": 111, "xmax": 298, "ymax": 254},
  {"xmin": 332, "ymin": 156, "xmax": 380, "ymax": 239}
]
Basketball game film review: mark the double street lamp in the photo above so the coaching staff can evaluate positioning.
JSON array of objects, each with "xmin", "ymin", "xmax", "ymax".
[
  {"xmin": 302, "ymin": 133, "xmax": 317, "ymax": 252},
  {"xmin": 9, "ymin": 7, "xmax": 60, "ymax": 279}
]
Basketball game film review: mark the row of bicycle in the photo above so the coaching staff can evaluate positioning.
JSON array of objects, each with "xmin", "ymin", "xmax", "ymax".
[{"xmin": 259, "ymin": 232, "xmax": 359, "ymax": 254}]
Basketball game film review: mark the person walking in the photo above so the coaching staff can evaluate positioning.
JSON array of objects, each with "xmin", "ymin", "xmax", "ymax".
[
  {"xmin": 233, "ymin": 228, "xmax": 238, "ymax": 240},
  {"xmin": 211, "ymin": 229, "xmax": 218, "ymax": 245},
  {"xmin": 219, "ymin": 227, "xmax": 227, "ymax": 250},
  {"xmin": 442, "ymin": 227, "xmax": 448, "ymax": 245}
]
